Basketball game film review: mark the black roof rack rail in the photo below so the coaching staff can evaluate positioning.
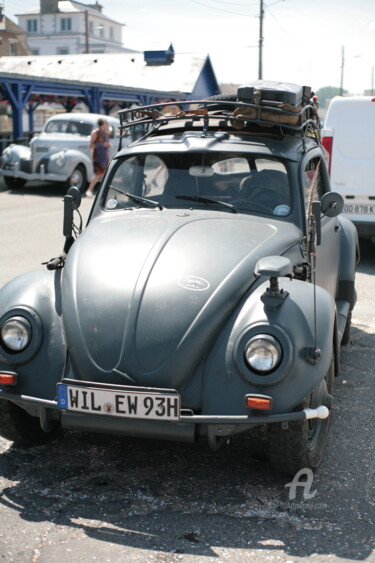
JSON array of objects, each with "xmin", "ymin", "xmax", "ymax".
[{"xmin": 117, "ymin": 99, "xmax": 321, "ymax": 149}]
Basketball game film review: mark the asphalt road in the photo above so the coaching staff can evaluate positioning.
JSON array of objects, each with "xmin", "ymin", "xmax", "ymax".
[{"xmin": 0, "ymin": 180, "xmax": 374, "ymax": 563}]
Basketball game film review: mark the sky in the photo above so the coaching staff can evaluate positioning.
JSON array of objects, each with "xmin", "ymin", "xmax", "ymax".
[{"xmin": 6, "ymin": 0, "xmax": 375, "ymax": 95}]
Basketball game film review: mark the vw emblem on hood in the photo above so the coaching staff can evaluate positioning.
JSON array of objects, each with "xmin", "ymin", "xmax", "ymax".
[{"xmin": 178, "ymin": 276, "xmax": 210, "ymax": 291}]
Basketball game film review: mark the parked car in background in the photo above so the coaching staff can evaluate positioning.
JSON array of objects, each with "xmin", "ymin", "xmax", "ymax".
[
  {"xmin": 0, "ymin": 112, "xmax": 120, "ymax": 192},
  {"xmin": 322, "ymin": 96, "xmax": 375, "ymax": 242},
  {"xmin": 0, "ymin": 82, "xmax": 358, "ymax": 475}
]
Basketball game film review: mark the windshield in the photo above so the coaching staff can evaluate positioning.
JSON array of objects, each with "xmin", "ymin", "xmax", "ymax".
[
  {"xmin": 104, "ymin": 152, "xmax": 291, "ymax": 216},
  {"xmin": 44, "ymin": 119, "xmax": 94, "ymax": 136}
]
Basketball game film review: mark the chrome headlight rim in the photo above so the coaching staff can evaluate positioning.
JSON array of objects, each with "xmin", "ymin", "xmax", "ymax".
[
  {"xmin": 234, "ymin": 323, "xmax": 292, "ymax": 386},
  {"xmin": 0, "ymin": 307, "xmax": 43, "ymax": 364}
]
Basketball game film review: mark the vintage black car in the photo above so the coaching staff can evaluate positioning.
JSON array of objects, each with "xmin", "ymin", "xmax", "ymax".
[{"xmin": 0, "ymin": 82, "xmax": 358, "ymax": 475}]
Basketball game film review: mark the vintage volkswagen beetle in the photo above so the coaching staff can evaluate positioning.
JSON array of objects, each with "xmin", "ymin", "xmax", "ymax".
[
  {"xmin": 0, "ymin": 112, "xmax": 120, "ymax": 192},
  {"xmin": 0, "ymin": 82, "xmax": 358, "ymax": 475}
]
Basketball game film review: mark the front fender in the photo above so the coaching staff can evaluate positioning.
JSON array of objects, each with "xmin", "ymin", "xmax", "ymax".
[
  {"xmin": 202, "ymin": 278, "xmax": 336, "ymax": 415},
  {"xmin": 46, "ymin": 149, "xmax": 93, "ymax": 180},
  {"xmin": 0, "ymin": 270, "xmax": 66, "ymax": 400}
]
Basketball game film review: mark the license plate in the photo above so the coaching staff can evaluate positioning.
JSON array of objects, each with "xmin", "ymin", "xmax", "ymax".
[
  {"xmin": 344, "ymin": 203, "xmax": 375, "ymax": 215},
  {"xmin": 57, "ymin": 383, "xmax": 180, "ymax": 421}
]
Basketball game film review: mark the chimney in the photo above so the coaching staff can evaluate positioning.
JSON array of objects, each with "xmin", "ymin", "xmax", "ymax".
[
  {"xmin": 40, "ymin": 0, "xmax": 59, "ymax": 13},
  {"xmin": 87, "ymin": 2, "xmax": 103, "ymax": 12}
]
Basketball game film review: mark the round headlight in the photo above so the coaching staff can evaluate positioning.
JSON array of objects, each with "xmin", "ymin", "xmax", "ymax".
[
  {"xmin": 244, "ymin": 334, "xmax": 282, "ymax": 374},
  {"xmin": 1, "ymin": 317, "xmax": 32, "ymax": 352},
  {"xmin": 54, "ymin": 151, "xmax": 66, "ymax": 168}
]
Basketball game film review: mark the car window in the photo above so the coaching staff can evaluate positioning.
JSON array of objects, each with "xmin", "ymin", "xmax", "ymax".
[
  {"xmin": 104, "ymin": 152, "xmax": 291, "ymax": 216},
  {"xmin": 44, "ymin": 119, "xmax": 93, "ymax": 136}
]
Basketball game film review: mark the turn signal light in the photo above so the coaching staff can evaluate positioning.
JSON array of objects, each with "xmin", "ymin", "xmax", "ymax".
[
  {"xmin": 245, "ymin": 394, "xmax": 272, "ymax": 410},
  {"xmin": 0, "ymin": 372, "xmax": 17, "ymax": 385}
]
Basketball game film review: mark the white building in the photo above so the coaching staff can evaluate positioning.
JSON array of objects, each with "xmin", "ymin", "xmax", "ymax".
[{"xmin": 16, "ymin": 0, "xmax": 130, "ymax": 55}]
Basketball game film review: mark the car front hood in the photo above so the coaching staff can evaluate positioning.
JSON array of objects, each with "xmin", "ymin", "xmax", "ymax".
[{"xmin": 62, "ymin": 211, "xmax": 299, "ymax": 388}]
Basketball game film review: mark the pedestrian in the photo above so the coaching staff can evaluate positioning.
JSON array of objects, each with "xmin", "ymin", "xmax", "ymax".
[{"xmin": 86, "ymin": 118, "xmax": 111, "ymax": 197}]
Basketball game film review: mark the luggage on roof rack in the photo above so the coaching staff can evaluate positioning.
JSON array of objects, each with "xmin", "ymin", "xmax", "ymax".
[
  {"xmin": 237, "ymin": 80, "xmax": 312, "ymax": 107},
  {"xmin": 233, "ymin": 80, "xmax": 316, "ymax": 129}
]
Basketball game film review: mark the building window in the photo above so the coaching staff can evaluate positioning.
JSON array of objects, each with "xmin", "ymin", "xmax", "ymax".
[
  {"xmin": 57, "ymin": 47, "xmax": 69, "ymax": 54},
  {"xmin": 89, "ymin": 21, "xmax": 93, "ymax": 34},
  {"xmin": 27, "ymin": 19, "xmax": 38, "ymax": 32},
  {"xmin": 99, "ymin": 24, "xmax": 104, "ymax": 37},
  {"xmin": 31, "ymin": 48, "xmax": 40, "ymax": 55},
  {"xmin": 10, "ymin": 43, "xmax": 17, "ymax": 56},
  {"xmin": 61, "ymin": 18, "xmax": 72, "ymax": 32},
  {"xmin": 109, "ymin": 26, "xmax": 113, "ymax": 40}
]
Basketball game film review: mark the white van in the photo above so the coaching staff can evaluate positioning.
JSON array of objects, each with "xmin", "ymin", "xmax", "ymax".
[{"xmin": 321, "ymin": 96, "xmax": 375, "ymax": 241}]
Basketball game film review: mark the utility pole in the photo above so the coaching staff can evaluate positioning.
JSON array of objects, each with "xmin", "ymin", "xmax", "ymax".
[
  {"xmin": 340, "ymin": 46, "xmax": 345, "ymax": 95},
  {"xmin": 258, "ymin": 0, "xmax": 264, "ymax": 79},
  {"xmin": 85, "ymin": 10, "xmax": 89, "ymax": 54}
]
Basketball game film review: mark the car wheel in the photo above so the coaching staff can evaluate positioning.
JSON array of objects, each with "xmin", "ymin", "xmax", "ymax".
[
  {"xmin": 67, "ymin": 164, "xmax": 87, "ymax": 193},
  {"xmin": 341, "ymin": 310, "xmax": 352, "ymax": 346},
  {"xmin": 4, "ymin": 177, "xmax": 27, "ymax": 189},
  {"xmin": 268, "ymin": 353, "xmax": 335, "ymax": 476},
  {"xmin": 0, "ymin": 400, "xmax": 59, "ymax": 446}
]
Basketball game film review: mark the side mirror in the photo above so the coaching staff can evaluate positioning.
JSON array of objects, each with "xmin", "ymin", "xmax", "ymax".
[{"xmin": 321, "ymin": 192, "xmax": 344, "ymax": 217}]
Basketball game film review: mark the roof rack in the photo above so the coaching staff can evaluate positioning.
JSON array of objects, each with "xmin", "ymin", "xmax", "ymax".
[{"xmin": 117, "ymin": 98, "xmax": 321, "ymax": 149}]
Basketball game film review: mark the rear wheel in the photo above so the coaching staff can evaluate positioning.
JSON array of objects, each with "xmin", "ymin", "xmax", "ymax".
[
  {"xmin": 268, "ymin": 354, "xmax": 335, "ymax": 476},
  {"xmin": 0, "ymin": 400, "xmax": 59, "ymax": 446},
  {"xmin": 4, "ymin": 176, "xmax": 26, "ymax": 189},
  {"xmin": 65, "ymin": 164, "xmax": 87, "ymax": 193}
]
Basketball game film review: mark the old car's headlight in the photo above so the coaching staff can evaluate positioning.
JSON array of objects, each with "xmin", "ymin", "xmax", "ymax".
[
  {"xmin": 1, "ymin": 317, "xmax": 32, "ymax": 352},
  {"xmin": 244, "ymin": 334, "xmax": 282, "ymax": 374},
  {"xmin": 54, "ymin": 151, "xmax": 66, "ymax": 168},
  {"xmin": 1, "ymin": 148, "xmax": 12, "ymax": 165}
]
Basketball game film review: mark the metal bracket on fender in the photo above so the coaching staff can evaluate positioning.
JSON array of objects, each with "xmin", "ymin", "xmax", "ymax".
[{"xmin": 255, "ymin": 256, "xmax": 293, "ymax": 310}]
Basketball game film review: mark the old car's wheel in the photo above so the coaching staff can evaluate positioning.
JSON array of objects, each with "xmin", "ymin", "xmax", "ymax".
[
  {"xmin": 0, "ymin": 400, "xmax": 59, "ymax": 446},
  {"xmin": 268, "ymin": 354, "xmax": 335, "ymax": 476},
  {"xmin": 66, "ymin": 164, "xmax": 87, "ymax": 193},
  {"xmin": 4, "ymin": 176, "xmax": 26, "ymax": 189},
  {"xmin": 341, "ymin": 310, "xmax": 352, "ymax": 346}
]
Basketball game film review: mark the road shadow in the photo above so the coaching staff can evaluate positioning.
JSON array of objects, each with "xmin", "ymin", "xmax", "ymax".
[{"xmin": 0, "ymin": 361, "xmax": 373, "ymax": 562}]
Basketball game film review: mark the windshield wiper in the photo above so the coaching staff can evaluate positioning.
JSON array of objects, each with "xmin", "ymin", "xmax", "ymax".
[
  {"xmin": 124, "ymin": 192, "xmax": 164, "ymax": 210},
  {"xmin": 176, "ymin": 195, "xmax": 237, "ymax": 213},
  {"xmin": 108, "ymin": 186, "xmax": 164, "ymax": 209}
]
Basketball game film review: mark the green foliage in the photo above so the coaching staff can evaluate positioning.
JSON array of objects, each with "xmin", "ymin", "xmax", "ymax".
[{"xmin": 316, "ymin": 86, "xmax": 347, "ymax": 108}]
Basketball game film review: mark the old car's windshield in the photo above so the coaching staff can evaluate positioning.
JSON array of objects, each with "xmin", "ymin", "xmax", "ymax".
[
  {"xmin": 104, "ymin": 152, "xmax": 291, "ymax": 216},
  {"xmin": 44, "ymin": 120, "xmax": 93, "ymax": 136}
]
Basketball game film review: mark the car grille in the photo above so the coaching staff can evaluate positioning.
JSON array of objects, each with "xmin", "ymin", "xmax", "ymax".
[{"xmin": 20, "ymin": 159, "xmax": 32, "ymax": 174}]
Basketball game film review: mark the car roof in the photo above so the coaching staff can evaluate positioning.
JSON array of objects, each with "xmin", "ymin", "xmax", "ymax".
[
  {"xmin": 116, "ymin": 129, "xmax": 318, "ymax": 163},
  {"xmin": 46, "ymin": 112, "xmax": 119, "ymax": 125}
]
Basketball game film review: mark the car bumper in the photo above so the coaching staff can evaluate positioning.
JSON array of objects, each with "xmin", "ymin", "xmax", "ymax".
[
  {"xmin": 0, "ymin": 388, "xmax": 329, "ymax": 443},
  {"xmin": 0, "ymin": 164, "xmax": 69, "ymax": 183}
]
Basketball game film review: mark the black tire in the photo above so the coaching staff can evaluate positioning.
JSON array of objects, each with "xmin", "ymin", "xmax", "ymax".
[
  {"xmin": 268, "ymin": 354, "xmax": 335, "ymax": 476},
  {"xmin": 65, "ymin": 164, "xmax": 87, "ymax": 193},
  {"xmin": 4, "ymin": 176, "xmax": 27, "ymax": 189},
  {"xmin": 0, "ymin": 400, "xmax": 59, "ymax": 446},
  {"xmin": 341, "ymin": 310, "xmax": 352, "ymax": 346}
]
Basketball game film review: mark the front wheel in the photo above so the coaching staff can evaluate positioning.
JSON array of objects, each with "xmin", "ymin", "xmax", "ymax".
[
  {"xmin": 268, "ymin": 354, "xmax": 335, "ymax": 476},
  {"xmin": 4, "ymin": 176, "xmax": 27, "ymax": 189},
  {"xmin": 0, "ymin": 400, "xmax": 59, "ymax": 446},
  {"xmin": 65, "ymin": 164, "xmax": 87, "ymax": 193}
]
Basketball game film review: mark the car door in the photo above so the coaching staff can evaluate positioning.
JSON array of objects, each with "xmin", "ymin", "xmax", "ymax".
[{"xmin": 302, "ymin": 152, "xmax": 341, "ymax": 298}]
